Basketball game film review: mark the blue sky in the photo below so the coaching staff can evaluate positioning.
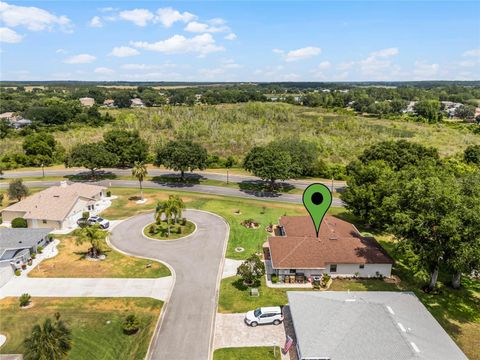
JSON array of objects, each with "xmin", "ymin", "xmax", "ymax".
[{"xmin": 1, "ymin": 1, "xmax": 479, "ymax": 81}]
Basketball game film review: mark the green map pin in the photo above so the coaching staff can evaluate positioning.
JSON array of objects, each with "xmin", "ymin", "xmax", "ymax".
[{"xmin": 302, "ymin": 183, "xmax": 332, "ymax": 237}]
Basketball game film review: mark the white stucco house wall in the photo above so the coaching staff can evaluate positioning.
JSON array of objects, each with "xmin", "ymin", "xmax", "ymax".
[
  {"xmin": 1, "ymin": 182, "xmax": 108, "ymax": 231},
  {"xmin": 265, "ymin": 215, "xmax": 393, "ymax": 281}
]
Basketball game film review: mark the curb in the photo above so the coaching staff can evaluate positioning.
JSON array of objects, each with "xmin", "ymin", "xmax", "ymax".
[{"xmin": 106, "ymin": 229, "xmax": 176, "ymax": 360}]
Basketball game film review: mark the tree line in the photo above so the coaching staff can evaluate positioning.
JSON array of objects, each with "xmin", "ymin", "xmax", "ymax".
[{"xmin": 341, "ymin": 140, "xmax": 480, "ymax": 291}]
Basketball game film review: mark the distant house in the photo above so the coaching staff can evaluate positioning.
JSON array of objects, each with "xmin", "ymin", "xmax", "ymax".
[
  {"xmin": 0, "ymin": 112, "xmax": 32, "ymax": 129},
  {"xmin": 103, "ymin": 99, "xmax": 115, "ymax": 108},
  {"xmin": 0, "ymin": 228, "xmax": 51, "ymax": 270},
  {"xmin": 264, "ymin": 215, "xmax": 393, "ymax": 280},
  {"xmin": 130, "ymin": 98, "xmax": 145, "ymax": 107},
  {"xmin": 1, "ymin": 182, "xmax": 107, "ymax": 230},
  {"xmin": 403, "ymin": 101, "xmax": 417, "ymax": 113},
  {"xmin": 441, "ymin": 101, "xmax": 462, "ymax": 118},
  {"xmin": 79, "ymin": 97, "xmax": 95, "ymax": 107},
  {"xmin": 287, "ymin": 291, "xmax": 468, "ymax": 360}
]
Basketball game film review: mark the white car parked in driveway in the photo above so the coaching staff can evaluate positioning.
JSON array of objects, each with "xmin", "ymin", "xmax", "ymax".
[
  {"xmin": 87, "ymin": 216, "xmax": 110, "ymax": 229},
  {"xmin": 245, "ymin": 306, "xmax": 283, "ymax": 327}
]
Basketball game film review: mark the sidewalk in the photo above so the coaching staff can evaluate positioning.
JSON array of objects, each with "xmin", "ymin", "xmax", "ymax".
[{"xmin": 0, "ymin": 276, "xmax": 173, "ymax": 301}]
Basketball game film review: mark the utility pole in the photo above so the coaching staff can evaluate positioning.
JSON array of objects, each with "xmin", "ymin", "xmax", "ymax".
[{"xmin": 41, "ymin": 163, "xmax": 45, "ymax": 178}]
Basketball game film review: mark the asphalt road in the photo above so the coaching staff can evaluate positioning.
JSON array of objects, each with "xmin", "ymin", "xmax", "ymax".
[
  {"xmin": 109, "ymin": 210, "xmax": 229, "ymax": 360},
  {"xmin": 1, "ymin": 167, "xmax": 347, "ymax": 192},
  {"xmin": 0, "ymin": 179, "xmax": 345, "ymax": 207}
]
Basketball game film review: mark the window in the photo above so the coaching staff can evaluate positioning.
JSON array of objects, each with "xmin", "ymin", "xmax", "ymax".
[
  {"xmin": 359, "ymin": 264, "xmax": 365, "ymax": 269},
  {"xmin": 330, "ymin": 264, "xmax": 337, "ymax": 273},
  {"xmin": 42, "ymin": 220, "xmax": 47, "ymax": 224}
]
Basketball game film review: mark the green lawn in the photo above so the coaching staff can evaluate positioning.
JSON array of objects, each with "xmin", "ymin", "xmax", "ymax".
[
  {"xmin": 143, "ymin": 220, "xmax": 196, "ymax": 240},
  {"xmin": 218, "ymin": 276, "xmax": 311, "ymax": 313},
  {"xmin": 101, "ymin": 187, "xmax": 309, "ymax": 259},
  {"xmin": 213, "ymin": 347, "xmax": 281, "ymax": 360},
  {"xmin": 0, "ymin": 297, "xmax": 163, "ymax": 360},
  {"xmin": 28, "ymin": 233, "xmax": 170, "ymax": 278}
]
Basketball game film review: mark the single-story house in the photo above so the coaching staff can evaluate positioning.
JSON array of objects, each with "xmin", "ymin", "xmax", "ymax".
[
  {"xmin": 287, "ymin": 291, "xmax": 468, "ymax": 360},
  {"xmin": 0, "ymin": 112, "xmax": 32, "ymax": 128},
  {"xmin": 79, "ymin": 97, "xmax": 95, "ymax": 107},
  {"xmin": 0, "ymin": 228, "xmax": 51, "ymax": 269},
  {"xmin": 130, "ymin": 98, "xmax": 145, "ymax": 107},
  {"xmin": 265, "ymin": 215, "xmax": 393, "ymax": 279},
  {"xmin": 103, "ymin": 99, "xmax": 115, "ymax": 108},
  {"xmin": 1, "ymin": 182, "xmax": 107, "ymax": 230}
]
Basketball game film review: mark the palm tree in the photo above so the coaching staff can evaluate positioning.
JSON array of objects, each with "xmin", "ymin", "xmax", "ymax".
[
  {"xmin": 132, "ymin": 161, "xmax": 148, "ymax": 201},
  {"xmin": 155, "ymin": 200, "xmax": 166, "ymax": 224},
  {"xmin": 75, "ymin": 224, "xmax": 107, "ymax": 258},
  {"xmin": 170, "ymin": 195, "xmax": 185, "ymax": 223},
  {"xmin": 23, "ymin": 316, "xmax": 72, "ymax": 360}
]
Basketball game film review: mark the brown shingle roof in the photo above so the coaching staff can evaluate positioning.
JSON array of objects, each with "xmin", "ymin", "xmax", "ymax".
[
  {"xmin": 269, "ymin": 215, "xmax": 393, "ymax": 269},
  {"xmin": 1, "ymin": 183, "xmax": 106, "ymax": 222}
]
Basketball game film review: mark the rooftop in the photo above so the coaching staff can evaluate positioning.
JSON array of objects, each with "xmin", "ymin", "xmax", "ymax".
[
  {"xmin": 268, "ymin": 215, "xmax": 393, "ymax": 268},
  {"xmin": 1, "ymin": 182, "xmax": 106, "ymax": 221},
  {"xmin": 287, "ymin": 291, "xmax": 467, "ymax": 360},
  {"xmin": 0, "ymin": 228, "xmax": 52, "ymax": 250}
]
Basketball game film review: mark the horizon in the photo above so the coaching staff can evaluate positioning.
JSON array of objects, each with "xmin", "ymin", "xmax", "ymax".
[{"xmin": 1, "ymin": 1, "xmax": 479, "ymax": 82}]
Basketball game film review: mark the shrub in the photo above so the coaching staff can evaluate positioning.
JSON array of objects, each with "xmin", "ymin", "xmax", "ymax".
[
  {"xmin": 148, "ymin": 225, "xmax": 156, "ymax": 235},
  {"xmin": 237, "ymin": 254, "xmax": 265, "ymax": 285},
  {"xmin": 0, "ymin": 216, "xmax": 2, "ymax": 225},
  {"xmin": 106, "ymin": 190, "xmax": 112, "ymax": 197},
  {"xmin": 11, "ymin": 217, "xmax": 28, "ymax": 228},
  {"xmin": 271, "ymin": 274, "xmax": 278, "ymax": 284},
  {"xmin": 122, "ymin": 314, "xmax": 140, "ymax": 335},
  {"xmin": 19, "ymin": 293, "xmax": 31, "ymax": 307},
  {"xmin": 15, "ymin": 269, "xmax": 21, "ymax": 276},
  {"xmin": 82, "ymin": 211, "xmax": 90, "ymax": 219},
  {"xmin": 31, "ymin": 253, "xmax": 36, "ymax": 259},
  {"xmin": 37, "ymin": 246, "xmax": 44, "ymax": 254},
  {"xmin": 177, "ymin": 227, "xmax": 182, "ymax": 234},
  {"xmin": 181, "ymin": 217, "xmax": 187, "ymax": 225}
]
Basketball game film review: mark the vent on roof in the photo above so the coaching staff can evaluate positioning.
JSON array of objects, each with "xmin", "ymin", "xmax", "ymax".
[{"xmin": 54, "ymin": 195, "xmax": 60, "ymax": 198}]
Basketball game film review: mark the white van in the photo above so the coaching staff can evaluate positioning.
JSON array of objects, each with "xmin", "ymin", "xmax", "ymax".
[{"xmin": 245, "ymin": 306, "xmax": 283, "ymax": 327}]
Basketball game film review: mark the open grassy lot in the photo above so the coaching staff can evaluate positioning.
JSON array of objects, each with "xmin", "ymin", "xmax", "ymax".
[
  {"xmin": 28, "ymin": 232, "xmax": 170, "ymax": 278},
  {"xmin": 0, "ymin": 297, "xmax": 162, "ymax": 360},
  {"xmin": 2, "ymin": 103, "xmax": 479, "ymax": 161},
  {"xmin": 213, "ymin": 346, "xmax": 281, "ymax": 360},
  {"xmin": 101, "ymin": 187, "xmax": 308, "ymax": 259}
]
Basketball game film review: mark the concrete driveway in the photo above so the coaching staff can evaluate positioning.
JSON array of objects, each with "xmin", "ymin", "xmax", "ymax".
[
  {"xmin": 214, "ymin": 313, "xmax": 286, "ymax": 350},
  {"xmin": 0, "ymin": 276, "xmax": 172, "ymax": 301},
  {"xmin": 110, "ymin": 209, "xmax": 229, "ymax": 360}
]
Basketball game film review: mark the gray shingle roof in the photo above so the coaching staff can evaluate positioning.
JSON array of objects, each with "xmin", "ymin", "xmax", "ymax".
[
  {"xmin": 0, "ymin": 228, "xmax": 52, "ymax": 250},
  {"xmin": 287, "ymin": 291, "xmax": 468, "ymax": 360}
]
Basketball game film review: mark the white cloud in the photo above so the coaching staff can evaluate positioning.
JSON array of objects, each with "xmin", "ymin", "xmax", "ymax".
[
  {"xmin": 224, "ymin": 33, "xmax": 237, "ymax": 41},
  {"xmin": 110, "ymin": 46, "xmax": 139, "ymax": 57},
  {"xmin": 463, "ymin": 48, "xmax": 480, "ymax": 57},
  {"xmin": 0, "ymin": 27, "xmax": 22, "ymax": 43},
  {"xmin": 413, "ymin": 60, "xmax": 439, "ymax": 79},
  {"xmin": 120, "ymin": 63, "xmax": 177, "ymax": 70},
  {"xmin": 274, "ymin": 46, "xmax": 321, "ymax": 62},
  {"xmin": 317, "ymin": 61, "xmax": 331, "ymax": 70},
  {"xmin": 119, "ymin": 8, "xmax": 154, "ymax": 27},
  {"xmin": 221, "ymin": 59, "xmax": 242, "ymax": 69},
  {"xmin": 155, "ymin": 7, "xmax": 196, "ymax": 27},
  {"xmin": 337, "ymin": 61, "xmax": 354, "ymax": 71},
  {"xmin": 131, "ymin": 33, "xmax": 224, "ymax": 56},
  {"xmin": 94, "ymin": 67, "xmax": 114, "ymax": 74},
  {"xmin": 64, "ymin": 54, "xmax": 96, "ymax": 64},
  {"xmin": 56, "ymin": 48, "xmax": 67, "ymax": 54},
  {"xmin": 89, "ymin": 16, "xmax": 103, "ymax": 28},
  {"xmin": 369, "ymin": 47, "xmax": 399, "ymax": 58},
  {"xmin": 0, "ymin": 1, "xmax": 71, "ymax": 31},
  {"xmin": 184, "ymin": 18, "xmax": 230, "ymax": 33},
  {"xmin": 357, "ymin": 48, "xmax": 400, "ymax": 79}
]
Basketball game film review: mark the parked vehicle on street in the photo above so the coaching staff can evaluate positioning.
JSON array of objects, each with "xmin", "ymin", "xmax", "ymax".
[
  {"xmin": 245, "ymin": 306, "xmax": 283, "ymax": 327},
  {"xmin": 87, "ymin": 216, "xmax": 110, "ymax": 229}
]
